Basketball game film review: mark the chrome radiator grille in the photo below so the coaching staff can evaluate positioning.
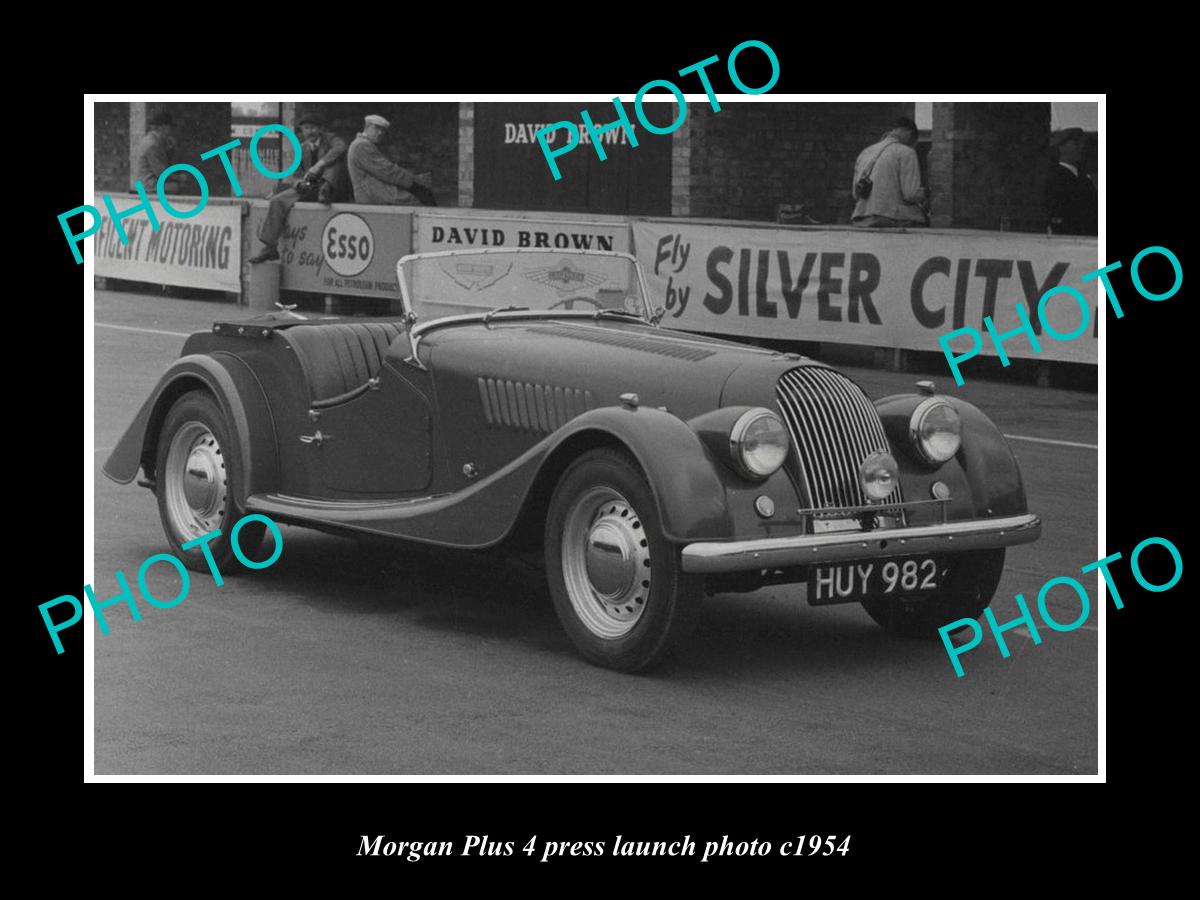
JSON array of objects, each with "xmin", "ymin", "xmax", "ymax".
[{"xmin": 775, "ymin": 367, "xmax": 900, "ymax": 509}]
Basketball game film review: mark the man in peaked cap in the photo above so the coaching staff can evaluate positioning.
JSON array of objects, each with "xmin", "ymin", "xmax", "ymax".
[
  {"xmin": 1045, "ymin": 127, "xmax": 1097, "ymax": 236},
  {"xmin": 346, "ymin": 114, "xmax": 434, "ymax": 206},
  {"xmin": 132, "ymin": 110, "xmax": 178, "ymax": 192}
]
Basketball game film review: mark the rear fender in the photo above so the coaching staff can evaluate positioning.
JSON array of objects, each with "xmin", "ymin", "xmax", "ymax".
[{"xmin": 102, "ymin": 352, "xmax": 278, "ymax": 503}]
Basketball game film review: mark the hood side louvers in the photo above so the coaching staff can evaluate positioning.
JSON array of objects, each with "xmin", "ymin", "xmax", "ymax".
[{"xmin": 477, "ymin": 378, "xmax": 595, "ymax": 434}]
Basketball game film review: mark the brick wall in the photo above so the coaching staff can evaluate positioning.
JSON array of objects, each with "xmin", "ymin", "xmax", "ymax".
[
  {"xmin": 95, "ymin": 102, "xmax": 130, "ymax": 193},
  {"xmin": 294, "ymin": 102, "xmax": 459, "ymax": 206},
  {"xmin": 670, "ymin": 116, "xmax": 691, "ymax": 216},
  {"xmin": 458, "ymin": 103, "xmax": 474, "ymax": 208},
  {"xmin": 95, "ymin": 101, "xmax": 1076, "ymax": 230},
  {"xmin": 97, "ymin": 102, "xmax": 458, "ymax": 204},
  {"xmin": 687, "ymin": 102, "xmax": 913, "ymax": 225},
  {"xmin": 930, "ymin": 102, "xmax": 1051, "ymax": 232}
]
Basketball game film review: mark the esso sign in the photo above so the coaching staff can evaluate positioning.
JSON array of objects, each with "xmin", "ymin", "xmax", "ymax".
[{"xmin": 322, "ymin": 213, "xmax": 374, "ymax": 277}]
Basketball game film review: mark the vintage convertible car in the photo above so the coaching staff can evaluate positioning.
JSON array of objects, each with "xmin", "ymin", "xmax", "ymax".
[{"xmin": 105, "ymin": 248, "xmax": 1040, "ymax": 672}]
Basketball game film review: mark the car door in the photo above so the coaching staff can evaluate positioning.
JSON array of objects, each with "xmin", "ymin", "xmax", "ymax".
[{"xmin": 307, "ymin": 334, "xmax": 433, "ymax": 497}]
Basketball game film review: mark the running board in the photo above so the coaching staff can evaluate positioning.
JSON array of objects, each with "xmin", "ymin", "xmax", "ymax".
[
  {"xmin": 244, "ymin": 485, "xmax": 518, "ymax": 550},
  {"xmin": 247, "ymin": 491, "xmax": 450, "ymax": 526}
]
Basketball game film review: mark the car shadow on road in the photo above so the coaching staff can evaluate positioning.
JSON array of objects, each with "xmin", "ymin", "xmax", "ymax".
[
  {"xmin": 260, "ymin": 528, "xmax": 564, "ymax": 638},
  {"xmin": 679, "ymin": 594, "xmax": 946, "ymax": 680},
  {"xmin": 260, "ymin": 529, "xmax": 949, "ymax": 678}
]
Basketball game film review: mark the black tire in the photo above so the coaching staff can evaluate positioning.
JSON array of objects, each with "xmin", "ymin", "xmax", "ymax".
[
  {"xmin": 154, "ymin": 390, "xmax": 266, "ymax": 574},
  {"xmin": 545, "ymin": 447, "xmax": 701, "ymax": 673},
  {"xmin": 861, "ymin": 549, "xmax": 1006, "ymax": 638}
]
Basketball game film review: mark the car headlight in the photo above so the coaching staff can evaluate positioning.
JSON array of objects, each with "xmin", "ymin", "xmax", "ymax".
[
  {"xmin": 729, "ymin": 409, "xmax": 789, "ymax": 479},
  {"xmin": 909, "ymin": 398, "xmax": 961, "ymax": 464}
]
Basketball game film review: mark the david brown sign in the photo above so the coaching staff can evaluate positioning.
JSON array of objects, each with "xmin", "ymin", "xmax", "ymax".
[
  {"xmin": 414, "ymin": 212, "xmax": 629, "ymax": 254},
  {"xmin": 94, "ymin": 196, "xmax": 241, "ymax": 292},
  {"xmin": 472, "ymin": 104, "xmax": 671, "ymax": 215},
  {"xmin": 632, "ymin": 221, "xmax": 1099, "ymax": 365},
  {"xmin": 411, "ymin": 212, "xmax": 633, "ymax": 314},
  {"xmin": 503, "ymin": 121, "xmax": 637, "ymax": 148}
]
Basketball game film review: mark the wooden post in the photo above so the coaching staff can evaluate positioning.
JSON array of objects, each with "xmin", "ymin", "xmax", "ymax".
[{"xmin": 239, "ymin": 203, "xmax": 251, "ymax": 306}]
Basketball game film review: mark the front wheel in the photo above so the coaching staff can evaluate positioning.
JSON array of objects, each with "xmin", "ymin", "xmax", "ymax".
[
  {"xmin": 545, "ymin": 447, "xmax": 701, "ymax": 672},
  {"xmin": 861, "ymin": 549, "xmax": 1006, "ymax": 638}
]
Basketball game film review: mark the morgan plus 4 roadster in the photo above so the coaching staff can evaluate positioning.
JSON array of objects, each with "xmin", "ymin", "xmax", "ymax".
[{"xmin": 105, "ymin": 248, "xmax": 1041, "ymax": 672}]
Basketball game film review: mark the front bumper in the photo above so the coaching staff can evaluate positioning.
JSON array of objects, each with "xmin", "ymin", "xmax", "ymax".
[{"xmin": 680, "ymin": 513, "xmax": 1041, "ymax": 574}]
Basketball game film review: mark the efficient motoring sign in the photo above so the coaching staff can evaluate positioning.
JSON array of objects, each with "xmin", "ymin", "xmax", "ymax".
[
  {"xmin": 632, "ymin": 220, "xmax": 1100, "ymax": 364},
  {"xmin": 93, "ymin": 196, "xmax": 242, "ymax": 292}
]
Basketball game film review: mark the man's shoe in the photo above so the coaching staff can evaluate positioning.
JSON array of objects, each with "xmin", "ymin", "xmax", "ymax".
[{"xmin": 248, "ymin": 247, "xmax": 280, "ymax": 264}]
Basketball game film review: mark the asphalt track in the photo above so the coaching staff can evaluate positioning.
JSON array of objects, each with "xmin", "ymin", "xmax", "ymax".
[{"xmin": 92, "ymin": 289, "xmax": 1098, "ymax": 775}]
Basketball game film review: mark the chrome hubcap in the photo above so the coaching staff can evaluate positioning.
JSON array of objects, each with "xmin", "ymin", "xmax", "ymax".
[
  {"xmin": 164, "ymin": 422, "xmax": 227, "ymax": 542},
  {"xmin": 562, "ymin": 487, "xmax": 651, "ymax": 639}
]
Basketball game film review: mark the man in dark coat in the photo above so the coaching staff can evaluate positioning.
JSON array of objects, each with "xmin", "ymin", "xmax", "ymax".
[
  {"xmin": 132, "ymin": 110, "xmax": 178, "ymax": 191},
  {"xmin": 249, "ymin": 114, "xmax": 348, "ymax": 263},
  {"xmin": 1045, "ymin": 127, "xmax": 1097, "ymax": 236}
]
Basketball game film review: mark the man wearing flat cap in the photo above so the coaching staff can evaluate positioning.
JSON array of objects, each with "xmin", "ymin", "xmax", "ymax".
[
  {"xmin": 249, "ymin": 114, "xmax": 348, "ymax": 263},
  {"xmin": 1045, "ymin": 127, "xmax": 1096, "ymax": 236},
  {"xmin": 133, "ymin": 110, "xmax": 178, "ymax": 192},
  {"xmin": 347, "ymin": 114, "xmax": 434, "ymax": 206}
]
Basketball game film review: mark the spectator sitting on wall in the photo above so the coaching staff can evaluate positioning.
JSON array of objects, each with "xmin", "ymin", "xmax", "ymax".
[
  {"xmin": 248, "ymin": 114, "xmax": 348, "ymax": 264},
  {"xmin": 851, "ymin": 117, "xmax": 929, "ymax": 228},
  {"xmin": 1045, "ymin": 127, "xmax": 1097, "ymax": 236},
  {"xmin": 347, "ymin": 115, "xmax": 435, "ymax": 206},
  {"xmin": 133, "ymin": 111, "xmax": 183, "ymax": 193}
]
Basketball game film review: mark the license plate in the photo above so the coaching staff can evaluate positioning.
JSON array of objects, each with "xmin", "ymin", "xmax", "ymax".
[{"xmin": 808, "ymin": 556, "xmax": 942, "ymax": 605}]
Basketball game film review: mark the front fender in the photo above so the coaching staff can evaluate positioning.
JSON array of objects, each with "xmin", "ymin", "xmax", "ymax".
[
  {"xmin": 543, "ymin": 405, "xmax": 733, "ymax": 542},
  {"xmin": 874, "ymin": 393, "xmax": 1028, "ymax": 521},
  {"xmin": 102, "ymin": 352, "xmax": 278, "ymax": 503}
]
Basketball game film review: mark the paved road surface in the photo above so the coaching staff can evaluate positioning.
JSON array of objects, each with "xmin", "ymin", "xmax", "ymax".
[{"xmin": 92, "ymin": 290, "xmax": 1098, "ymax": 774}]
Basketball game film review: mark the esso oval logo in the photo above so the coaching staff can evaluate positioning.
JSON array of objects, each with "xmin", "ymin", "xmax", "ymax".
[{"xmin": 321, "ymin": 213, "xmax": 374, "ymax": 277}]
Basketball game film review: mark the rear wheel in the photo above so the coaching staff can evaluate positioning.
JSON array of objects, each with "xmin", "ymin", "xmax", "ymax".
[
  {"xmin": 861, "ymin": 549, "xmax": 1006, "ymax": 638},
  {"xmin": 155, "ymin": 390, "xmax": 265, "ymax": 573},
  {"xmin": 545, "ymin": 447, "xmax": 700, "ymax": 672}
]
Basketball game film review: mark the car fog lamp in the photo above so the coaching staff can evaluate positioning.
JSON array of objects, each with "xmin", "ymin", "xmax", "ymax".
[
  {"xmin": 730, "ymin": 409, "xmax": 789, "ymax": 479},
  {"xmin": 910, "ymin": 399, "xmax": 961, "ymax": 464},
  {"xmin": 860, "ymin": 450, "xmax": 900, "ymax": 501}
]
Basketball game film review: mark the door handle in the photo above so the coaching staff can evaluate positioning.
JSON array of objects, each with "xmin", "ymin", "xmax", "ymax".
[{"xmin": 299, "ymin": 430, "xmax": 327, "ymax": 446}]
